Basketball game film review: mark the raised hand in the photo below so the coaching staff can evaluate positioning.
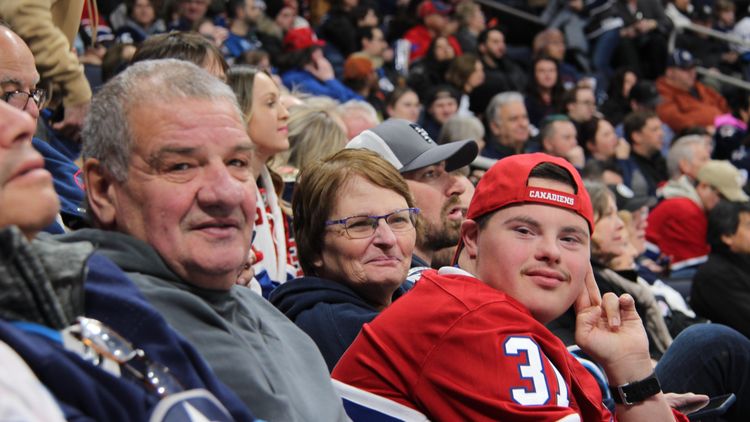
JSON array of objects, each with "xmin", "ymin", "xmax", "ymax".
[{"xmin": 573, "ymin": 266, "xmax": 652, "ymax": 384}]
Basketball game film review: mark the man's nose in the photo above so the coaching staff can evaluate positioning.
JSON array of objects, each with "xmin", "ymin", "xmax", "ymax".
[
  {"xmin": 0, "ymin": 101, "xmax": 35, "ymax": 147},
  {"xmin": 445, "ymin": 172, "xmax": 466, "ymax": 196},
  {"xmin": 25, "ymin": 98, "xmax": 40, "ymax": 121},
  {"xmin": 196, "ymin": 163, "xmax": 247, "ymax": 209},
  {"xmin": 534, "ymin": 234, "xmax": 562, "ymax": 264}
]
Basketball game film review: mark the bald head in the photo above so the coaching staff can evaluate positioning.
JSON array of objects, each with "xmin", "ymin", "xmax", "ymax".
[{"xmin": 0, "ymin": 26, "xmax": 41, "ymax": 124}]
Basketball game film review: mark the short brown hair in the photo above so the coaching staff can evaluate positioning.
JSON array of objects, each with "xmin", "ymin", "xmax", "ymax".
[
  {"xmin": 292, "ymin": 149, "xmax": 415, "ymax": 276},
  {"xmin": 132, "ymin": 31, "xmax": 228, "ymax": 75},
  {"xmin": 623, "ymin": 110, "xmax": 658, "ymax": 143}
]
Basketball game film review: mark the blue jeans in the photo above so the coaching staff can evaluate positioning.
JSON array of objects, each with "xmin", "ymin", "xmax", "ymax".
[
  {"xmin": 590, "ymin": 29, "xmax": 620, "ymax": 101},
  {"xmin": 656, "ymin": 323, "xmax": 750, "ymax": 421}
]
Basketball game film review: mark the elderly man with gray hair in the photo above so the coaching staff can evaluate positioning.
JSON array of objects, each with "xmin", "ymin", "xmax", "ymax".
[
  {"xmin": 58, "ymin": 59, "xmax": 347, "ymax": 421},
  {"xmin": 665, "ymin": 135, "xmax": 711, "ymax": 183},
  {"xmin": 657, "ymin": 135, "xmax": 712, "ymax": 204},
  {"xmin": 481, "ymin": 91, "xmax": 532, "ymax": 159}
]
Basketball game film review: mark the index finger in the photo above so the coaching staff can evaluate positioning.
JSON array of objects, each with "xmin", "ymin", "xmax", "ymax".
[{"xmin": 574, "ymin": 264, "xmax": 601, "ymax": 311}]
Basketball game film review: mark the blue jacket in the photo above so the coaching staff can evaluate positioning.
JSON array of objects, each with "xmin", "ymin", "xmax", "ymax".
[
  {"xmin": 0, "ymin": 227, "xmax": 255, "ymax": 421},
  {"xmin": 32, "ymin": 137, "xmax": 85, "ymax": 233},
  {"xmin": 281, "ymin": 69, "xmax": 362, "ymax": 103},
  {"xmin": 270, "ymin": 276, "xmax": 402, "ymax": 371}
]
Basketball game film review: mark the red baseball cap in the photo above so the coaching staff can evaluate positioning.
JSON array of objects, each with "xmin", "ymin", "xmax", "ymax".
[
  {"xmin": 468, "ymin": 153, "xmax": 593, "ymax": 230},
  {"xmin": 283, "ymin": 27, "xmax": 325, "ymax": 52},
  {"xmin": 454, "ymin": 153, "xmax": 593, "ymax": 263},
  {"xmin": 418, "ymin": 0, "xmax": 451, "ymax": 18}
]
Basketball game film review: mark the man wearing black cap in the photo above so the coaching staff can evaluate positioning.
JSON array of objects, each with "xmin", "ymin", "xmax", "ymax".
[
  {"xmin": 655, "ymin": 48, "xmax": 729, "ymax": 133},
  {"xmin": 346, "ymin": 119, "xmax": 478, "ymax": 273}
]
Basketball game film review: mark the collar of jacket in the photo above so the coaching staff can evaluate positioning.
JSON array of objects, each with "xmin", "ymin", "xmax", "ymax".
[{"xmin": 0, "ymin": 226, "xmax": 92, "ymax": 328}]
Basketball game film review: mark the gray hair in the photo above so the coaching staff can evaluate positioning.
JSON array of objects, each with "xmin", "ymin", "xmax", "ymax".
[
  {"xmin": 337, "ymin": 99, "xmax": 379, "ymax": 125},
  {"xmin": 81, "ymin": 59, "xmax": 242, "ymax": 182},
  {"xmin": 485, "ymin": 91, "xmax": 524, "ymax": 126},
  {"xmin": 667, "ymin": 135, "xmax": 707, "ymax": 179},
  {"xmin": 438, "ymin": 114, "xmax": 484, "ymax": 144}
]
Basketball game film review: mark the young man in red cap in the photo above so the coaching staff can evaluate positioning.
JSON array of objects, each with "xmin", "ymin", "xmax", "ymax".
[{"xmin": 333, "ymin": 153, "xmax": 692, "ymax": 421}]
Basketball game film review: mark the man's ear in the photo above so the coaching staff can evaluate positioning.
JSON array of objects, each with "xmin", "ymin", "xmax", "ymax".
[
  {"xmin": 489, "ymin": 119, "xmax": 501, "ymax": 137},
  {"xmin": 84, "ymin": 158, "xmax": 118, "ymax": 228},
  {"xmin": 721, "ymin": 233, "xmax": 734, "ymax": 249},
  {"xmin": 585, "ymin": 139, "xmax": 595, "ymax": 154},
  {"xmin": 678, "ymin": 158, "xmax": 690, "ymax": 175},
  {"xmin": 631, "ymin": 130, "xmax": 642, "ymax": 146},
  {"xmin": 461, "ymin": 219, "xmax": 480, "ymax": 260},
  {"xmin": 542, "ymin": 138, "xmax": 552, "ymax": 154}
]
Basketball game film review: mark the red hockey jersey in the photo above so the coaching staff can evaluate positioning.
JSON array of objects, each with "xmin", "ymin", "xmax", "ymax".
[{"xmin": 333, "ymin": 268, "xmax": 687, "ymax": 421}]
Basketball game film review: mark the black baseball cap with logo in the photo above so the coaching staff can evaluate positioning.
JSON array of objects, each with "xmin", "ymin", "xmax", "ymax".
[{"xmin": 345, "ymin": 119, "xmax": 478, "ymax": 173}]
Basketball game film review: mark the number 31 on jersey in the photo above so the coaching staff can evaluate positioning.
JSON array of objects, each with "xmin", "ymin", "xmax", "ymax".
[{"xmin": 503, "ymin": 336, "xmax": 570, "ymax": 407}]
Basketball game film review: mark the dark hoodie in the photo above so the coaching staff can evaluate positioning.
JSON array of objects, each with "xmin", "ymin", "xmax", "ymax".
[{"xmin": 271, "ymin": 276, "xmax": 403, "ymax": 371}]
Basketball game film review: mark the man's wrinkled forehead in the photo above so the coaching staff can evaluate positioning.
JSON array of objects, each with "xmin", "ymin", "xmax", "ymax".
[{"xmin": 127, "ymin": 97, "xmax": 249, "ymax": 150}]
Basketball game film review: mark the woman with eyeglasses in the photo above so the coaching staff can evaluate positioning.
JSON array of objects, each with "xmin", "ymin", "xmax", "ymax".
[{"xmin": 270, "ymin": 149, "xmax": 417, "ymax": 371}]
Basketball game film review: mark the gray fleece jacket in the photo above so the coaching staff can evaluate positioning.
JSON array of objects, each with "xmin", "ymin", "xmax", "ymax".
[{"xmin": 57, "ymin": 228, "xmax": 348, "ymax": 422}]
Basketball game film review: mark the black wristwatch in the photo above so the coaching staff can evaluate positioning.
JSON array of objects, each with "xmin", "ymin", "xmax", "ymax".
[{"xmin": 609, "ymin": 371, "xmax": 662, "ymax": 405}]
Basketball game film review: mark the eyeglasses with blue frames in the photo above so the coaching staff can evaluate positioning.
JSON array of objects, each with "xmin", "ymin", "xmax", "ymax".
[
  {"xmin": 1, "ymin": 88, "xmax": 48, "ymax": 111},
  {"xmin": 325, "ymin": 208, "xmax": 420, "ymax": 239},
  {"xmin": 68, "ymin": 317, "xmax": 184, "ymax": 397}
]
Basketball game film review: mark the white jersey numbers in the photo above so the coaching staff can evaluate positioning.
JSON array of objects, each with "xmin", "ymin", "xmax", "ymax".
[{"xmin": 502, "ymin": 336, "xmax": 570, "ymax": 407}]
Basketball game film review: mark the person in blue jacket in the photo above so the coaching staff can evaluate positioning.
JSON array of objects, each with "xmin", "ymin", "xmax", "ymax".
[
  {"xmin": 271, "ymin": 149, "xmax": 415, "ymax": 370},
  {"xmin": 278, "ymin": 27, "xmax": 362, "ymax": 103},
  {"xmin": 0, "ymin": 24, "xmax": 87, "ymax": 234}
]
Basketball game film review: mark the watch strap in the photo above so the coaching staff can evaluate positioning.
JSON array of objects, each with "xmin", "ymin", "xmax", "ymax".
[{"xmin": 609, "ymin": 371, "xmax": 662, "ymax": 405}]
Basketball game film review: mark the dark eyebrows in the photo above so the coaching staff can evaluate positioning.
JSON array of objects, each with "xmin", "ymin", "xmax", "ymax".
[
  {"xmin": 404, "ymin": 162, "xmax": 444, "ymax": 179},
  {"xmin": 503, "ymin": 214, "xmax": 589, "ymax": 239},
  {"xmin": 560, "ymin": 225, "xmax": 590, "ymax": 240},
  {"xmin": 503, "ymin": 215, "xmax": 540, "ymax": 228}
]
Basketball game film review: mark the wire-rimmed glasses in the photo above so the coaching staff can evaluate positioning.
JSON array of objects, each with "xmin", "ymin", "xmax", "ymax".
[
  {"xmin": 325, "ymin": 207, "xmax": 420, "ymax": 239},
  {"xmin": 1, "ymin": 88, "xmax": 48, "ymax": 111}
]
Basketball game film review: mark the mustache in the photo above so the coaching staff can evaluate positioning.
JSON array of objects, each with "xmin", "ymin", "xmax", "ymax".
[{"xmin": 440, "ymin": 194, "xmax": 463, "ymax": 215}]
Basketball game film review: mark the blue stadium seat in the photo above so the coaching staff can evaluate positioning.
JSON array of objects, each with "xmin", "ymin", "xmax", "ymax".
[{"xmin": 332, "ymin": 379, "xmax": 430, "ymax": 422}]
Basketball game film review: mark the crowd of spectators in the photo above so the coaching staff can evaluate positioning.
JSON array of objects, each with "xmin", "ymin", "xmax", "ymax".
[{"xmin": 5, "ymin": 0, "xmax": 750, "ymax": 420}]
